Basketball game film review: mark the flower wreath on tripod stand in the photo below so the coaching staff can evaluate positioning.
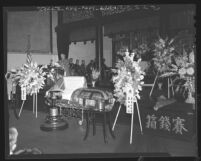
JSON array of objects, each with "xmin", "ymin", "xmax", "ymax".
[
  {"xmin": 152, "ymin": 37, "xmax": 175, "ymax": 75},
  {"xmin": 160, "ymin": 47, "xmax": 195, "ymax": 97},
  {"xmin": 17, "ymin": 61, "xmax": 47, "ymax": 95},
  {"xmin": 112, "ymin": 50, "xmax": 145, "ymax": 105}
]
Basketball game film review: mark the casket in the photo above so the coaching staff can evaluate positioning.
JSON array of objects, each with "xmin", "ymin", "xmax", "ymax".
[
  {"xmin": 71, "ymin": 88, "xmax": 115, "ymax": 111},
  {"xmin": 45, "ymin": 76, "xmax": 87, "ymax": 100}
]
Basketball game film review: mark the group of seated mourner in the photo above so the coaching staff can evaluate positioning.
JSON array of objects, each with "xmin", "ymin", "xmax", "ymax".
[{"xmin": 47, "ymin": 53, "xmax": 111, "ymax": 86}]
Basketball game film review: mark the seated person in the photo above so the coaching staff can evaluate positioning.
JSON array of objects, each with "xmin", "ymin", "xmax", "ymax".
[
  {"xmin": 86, "ymin": 59, "xmax": 97, "ymax": 82},
  {"xmin": 9, "ymin": 127, "xmax": 42, "ymax": 155},
  {"xmin": 101, "ymin": 58, "xmax": 109, "ymax": 80}
]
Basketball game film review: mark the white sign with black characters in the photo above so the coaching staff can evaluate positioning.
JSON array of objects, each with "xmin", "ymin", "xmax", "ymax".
[{"xmin": 126, "ymin": 86, "xmax": 134, "ymax": 114}]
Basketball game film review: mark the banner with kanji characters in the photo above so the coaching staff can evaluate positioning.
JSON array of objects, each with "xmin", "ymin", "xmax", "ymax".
[{"xmin": 140, "ymin": 103, "xmax": 196, "ymax": 141}]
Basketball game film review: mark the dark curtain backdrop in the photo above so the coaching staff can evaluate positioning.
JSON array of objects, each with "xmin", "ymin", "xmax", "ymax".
[{"xmin": 57, "ymin": 30, "xmax": 70, "ymax": 60}]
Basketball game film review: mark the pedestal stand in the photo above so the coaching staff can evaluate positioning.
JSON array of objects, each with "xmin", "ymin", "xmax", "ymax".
[{"xmin": 40, "ymin": 91, "xmax": 68, "ymax": 131}]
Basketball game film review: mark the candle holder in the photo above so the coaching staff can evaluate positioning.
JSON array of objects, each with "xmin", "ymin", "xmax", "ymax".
[{"xmin": 40, "ymin": 89, "xmax": 68, "ymax": 131}]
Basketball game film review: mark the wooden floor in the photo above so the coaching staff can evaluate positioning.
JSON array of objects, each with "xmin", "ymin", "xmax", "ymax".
[{"xmin": 8, "ymin": 107, "xmax": 197, "ymax": 157}]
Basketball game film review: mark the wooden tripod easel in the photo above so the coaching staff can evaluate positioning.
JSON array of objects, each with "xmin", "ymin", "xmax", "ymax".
[
  {"xmin": 148, "ymin": 72, "xmax": 174, "ymax": 98},
  {"xmin": 112, "ymin": 100, "xmax": 143, "ymax": 144}
]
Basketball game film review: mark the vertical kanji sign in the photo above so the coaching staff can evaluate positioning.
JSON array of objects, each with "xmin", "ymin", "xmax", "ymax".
[{"xmin": 126, "ymin": 86, "xmax": 134, "ymax": 114}]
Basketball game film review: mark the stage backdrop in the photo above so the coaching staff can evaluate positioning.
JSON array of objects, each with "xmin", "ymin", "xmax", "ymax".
[{"xmin": 7, "ymin": 11, "xmax": 51, "ymax": 53}]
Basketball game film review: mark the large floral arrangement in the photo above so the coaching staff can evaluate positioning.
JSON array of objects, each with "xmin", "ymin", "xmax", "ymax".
[
  {"xmin": 160, "ymin": 48, "xmax": 195, "ymax": 95},
  {"xmin": 5, "ymin": 56, "xmax": 48, "ymax": 97},
  {"xmin": 112, "ymin": 50, "xmax": 145, "ymax": 105},
  {"xmin": 17, "ymin": 61, "xmax": 47, "ymax": 95},
  {"xmin": 152, "ymin": 37, "xmax": 175, "ymax": 74},
  {"xmin": 45, "ymin": 61, "xmax": 62, "ymax": 83},
  {"xmin": 133, "ymin": 43, "xmax": 150, "ymax": 56}
]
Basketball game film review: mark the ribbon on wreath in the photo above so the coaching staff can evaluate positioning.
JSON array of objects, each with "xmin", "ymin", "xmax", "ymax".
[
  {"xmin": 126, "ymin": 85, "xmax": 136, "ymax": 144},
  {"xmin": 126, "ymin": 85, "xmax": 134, "ymax": 114},
  {"xmin": 19, "ymin": 87, "xmax": 26, "ymax": 117},
  {"xmin": 12, "ymin": 83, "xmax": 16, "ymax": 94},
  {"xmin": 21, "ymin": 87, "xmax": 26, "ymax": 100}
]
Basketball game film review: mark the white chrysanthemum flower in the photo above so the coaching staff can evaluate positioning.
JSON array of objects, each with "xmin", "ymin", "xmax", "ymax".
[
  {"xmin": 179, "ymin": 68, "xmax": 187, "ymax": 75},
  {"xmin": 186, "ymin": 67, "xmax": 194, "ymax": 76}
]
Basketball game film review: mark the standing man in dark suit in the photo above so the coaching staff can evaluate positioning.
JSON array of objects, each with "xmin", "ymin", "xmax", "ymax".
[
  {"xmin": 80, "ymin": 60, "xmax": 87, "ymax": 76},
  {"xmin": 58, "ymin": 53, "xmax": 71, "ymax": 76},
  {"xmin": 74, "ymin": 59, "xmax": 82, "ymax": 75}
]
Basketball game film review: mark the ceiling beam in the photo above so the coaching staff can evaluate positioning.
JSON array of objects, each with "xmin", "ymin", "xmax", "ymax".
[
  {"xmin": 55, "ymin": 4, "xmax": 195, "ymax": 34},
  {"xmin": 4, "ymin": 7, "xmax": 38, "ymax": 12}
]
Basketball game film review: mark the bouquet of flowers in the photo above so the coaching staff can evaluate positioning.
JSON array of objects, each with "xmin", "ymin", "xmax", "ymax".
[
  {"xmin": 112, "ymin": 50, "xmax": 145, "ymax": 105},
  {"xmin": 45, "ymin": 61, "xmax": 62, "ymax": 83},
  {"xmin": 160, "ymin": 48, "xmax": 195, "ymax": 90},
  {"xmin": 152, "ymin": 37, "xmax": 175, "ymax": 74},
  {"xmin": 5, "ymin": 69, "xmax": 21, "ymax": 85},
  {"xmin": 17, "ymin": 61, "xmax": 47, "ymax": 95},
  {"xmin": 133, "ymin": 43, "xmax": 150, "ymax": 56}
]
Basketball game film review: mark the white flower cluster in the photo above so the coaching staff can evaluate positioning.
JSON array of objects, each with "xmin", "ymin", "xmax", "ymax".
[
  {"xmin": 112, "ymin": 50, "xmax": 145, "ymax": 105},
  {"xmin": 152, "ymin": 37, "xmax": 175, "ymax": 74},
  {"xmin": 160, "ymin": 48, "xmax": 195, "ymax": 95},
  {"xmin": 17, "ymin": 62, "xmax": 46, "ymax": 95}
]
